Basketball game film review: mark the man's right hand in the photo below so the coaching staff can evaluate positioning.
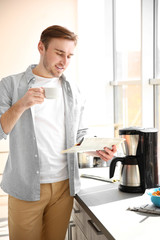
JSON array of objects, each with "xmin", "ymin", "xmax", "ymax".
[
  {"xmin": 0, "ymin": 87, "xmax": 45, "ymax": 135},
  {"xmin": 20, "ymin": 87, "xmax": 45, "ymax": 110}
]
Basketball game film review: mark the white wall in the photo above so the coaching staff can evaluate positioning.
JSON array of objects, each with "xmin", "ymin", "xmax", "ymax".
[{"xmin": 0, "ymin": 0, "xmax": 78, "ymax": 80}]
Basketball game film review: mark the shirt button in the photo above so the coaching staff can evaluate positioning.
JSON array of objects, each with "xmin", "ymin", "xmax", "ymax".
[
  {"xmin": 35, "ymin": 154, "xmax": 38, "ymax": 158},
  {"xmin": 36, "ymin": 171, "xmax": 39, "ymax": 174}
]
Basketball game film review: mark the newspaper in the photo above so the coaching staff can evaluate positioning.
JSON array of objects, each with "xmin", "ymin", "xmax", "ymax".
[
  {"xmin": 128, "ymin": 191, "xmax": 160, "ymax": 215},
  {"xmin": 61, "ymin": 137, "xmax": 125, "ymax": 154}
]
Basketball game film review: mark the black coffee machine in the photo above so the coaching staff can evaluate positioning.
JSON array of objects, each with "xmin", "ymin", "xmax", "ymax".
[{"xmin": 110, "ymin": 127, "xmax": 159, "ymax": 193}]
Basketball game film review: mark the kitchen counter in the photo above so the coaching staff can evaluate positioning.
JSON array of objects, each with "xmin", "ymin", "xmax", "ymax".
[{"xmin": 75, "ymin": 168, "xmax": 160, "ymax": 240}]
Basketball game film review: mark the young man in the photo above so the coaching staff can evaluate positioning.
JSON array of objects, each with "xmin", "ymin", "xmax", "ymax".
[{"xmin": 0, "ymin": 25, "xmax": 116, "ymax": 240}]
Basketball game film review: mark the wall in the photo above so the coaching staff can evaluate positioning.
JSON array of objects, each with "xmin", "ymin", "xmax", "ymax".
[{"xmin": 0, "ymin": 0, "xmax": 78, "ymax": 79}]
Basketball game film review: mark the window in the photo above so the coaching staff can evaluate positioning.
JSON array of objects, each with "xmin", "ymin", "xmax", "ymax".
[
  {"xmin": 78, "ymin": 1, "xmax": 160, "ymax": 175},
  {"xmin": 77, "ymin": 0, "xmax": 157, "ymax": 129},
  {"xmin": 154, "ymin": 0, "xmax": 160, "ymax": 129},
  {"xmin": 156, "ymin": 0, "xmax": 160, "ymax": 78},
  {"xmin": 78, "ymin": 0, "xmax": 114, "ymax": 137},
  {"xmin": 153, "ymin": 0, "xmax": 160, "ymax": 171},
  {"xmin": 112, "ymin": 0, "xmax": 142, "ymax": 136}
]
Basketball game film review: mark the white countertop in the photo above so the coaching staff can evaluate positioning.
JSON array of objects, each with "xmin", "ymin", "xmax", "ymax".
[{"xmin": 76, "ymin": 167, "xmax": 160, "ymax": 240}]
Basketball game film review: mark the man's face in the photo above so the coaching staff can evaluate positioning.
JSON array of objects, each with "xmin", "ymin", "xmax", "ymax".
[{"xmin": 39, "ymin": 38, "xmax": 75, "ymax": 78}]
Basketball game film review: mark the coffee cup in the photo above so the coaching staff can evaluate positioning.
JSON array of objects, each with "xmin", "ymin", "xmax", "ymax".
[{"xmin": 44, "ymin": 87, "xmax": 60, "ymax": 99}]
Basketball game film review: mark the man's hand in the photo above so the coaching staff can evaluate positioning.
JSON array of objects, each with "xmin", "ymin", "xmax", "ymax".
[
  {"xmin": 86, "ymin": 145, "xmax": 117, "ymax": 161},
  {"xmin": 20, "ymin": 87, "xmax": 45, "ymax": 110},
  {"xmin": 96, "ymin": 145, "xmax": 117, "ymax": 161},
  {"xmin": 0, "ymin": 88, "xmax": 45, "ymax": 134}
]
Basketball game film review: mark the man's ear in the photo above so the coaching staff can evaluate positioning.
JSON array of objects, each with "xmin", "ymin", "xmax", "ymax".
[{"xmin": 38, "ymin": 41, "xmax": 45, "ymax": 54}]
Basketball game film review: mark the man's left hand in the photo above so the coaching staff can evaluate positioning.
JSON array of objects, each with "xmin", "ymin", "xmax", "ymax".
[{"xmin": 96, "ymin": 145, "xmax": 117, "ymax": 161}]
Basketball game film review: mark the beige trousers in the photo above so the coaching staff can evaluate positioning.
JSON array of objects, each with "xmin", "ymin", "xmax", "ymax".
[{"xmin": 8, "ymin": 179, "xmax": 73, "ymax": 240}]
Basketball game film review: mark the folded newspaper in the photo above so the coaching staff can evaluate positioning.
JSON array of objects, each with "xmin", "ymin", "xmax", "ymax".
[
  {"xmin": 128, "ymin": 191, "xmax": 160, "ymax": 215},
  {"xmin": 61, "ymin": 137, "xmax": 125, "ymax": 154}
]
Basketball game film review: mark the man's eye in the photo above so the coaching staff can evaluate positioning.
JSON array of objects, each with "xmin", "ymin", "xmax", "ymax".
[
  {"xmin": 57, "ymin": 52, "xmax": 62, "ymax": 56},
  {"xmin": 68, "ymin": 55, "xmax": 73, "ymax": 59}
]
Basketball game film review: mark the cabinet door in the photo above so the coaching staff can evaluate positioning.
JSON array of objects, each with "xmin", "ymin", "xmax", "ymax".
[
  {"xmin": 68, "ymin": 221, "xmax": 87, "ymax": 240},
  {"xmin": 67, "ymin": 221, "xmax": 76, "ymax": 240},
  {"xmin": 87, "ymin": 219, "xmax": 108, "ymax": 240},
  {"xmin": 76, "ymin": 224, "xmax": 88, "ymax": 240},
  {"xmin": 73, "ymin": 200, "xmax": 109, "ymax": 240}
]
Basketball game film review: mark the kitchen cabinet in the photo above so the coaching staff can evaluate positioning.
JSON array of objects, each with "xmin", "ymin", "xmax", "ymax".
[
  {"xmin": 68, "ymin": 199, "xmax": 108, "ymax": 240},
  {"xmin": 68, "ymin": 220, "xmax": 87, "ymax": 240},
  {"xmin": 76, "ymin": 171, "xmax": 160, "ymax": 240}
]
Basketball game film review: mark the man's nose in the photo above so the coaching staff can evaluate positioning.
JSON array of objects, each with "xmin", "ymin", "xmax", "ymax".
[{"xmin": 62, "ymin": 56, "xmax": 69, "ymax": 66}]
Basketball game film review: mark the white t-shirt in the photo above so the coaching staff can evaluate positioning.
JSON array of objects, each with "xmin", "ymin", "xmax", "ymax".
[{"xmin": 31, "ymin": 75, "xmax": 68, "ymax": 183}]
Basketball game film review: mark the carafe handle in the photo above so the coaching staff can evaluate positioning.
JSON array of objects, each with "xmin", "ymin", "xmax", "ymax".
[{"xmin": 109, "ymin": 157, "xmax": 124, "ymax": 178}]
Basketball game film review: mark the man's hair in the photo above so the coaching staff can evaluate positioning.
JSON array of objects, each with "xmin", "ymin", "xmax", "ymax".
[{"xmin": 40, "ymin": 25, "xmax": 78, "ymax": 49}]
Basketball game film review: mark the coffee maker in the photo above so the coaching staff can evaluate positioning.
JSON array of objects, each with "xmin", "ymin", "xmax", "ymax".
[{"xmin": 110, "ymin": 127, "xmax": 159, "ymax": 193}]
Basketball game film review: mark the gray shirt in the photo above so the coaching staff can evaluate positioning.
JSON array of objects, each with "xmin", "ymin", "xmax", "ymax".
[{"xmin": 0, "ymin": 65, "xmax": 88, "ymax": 201}]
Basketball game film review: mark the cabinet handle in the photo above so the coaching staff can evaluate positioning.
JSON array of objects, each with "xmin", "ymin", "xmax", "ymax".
[
  {"xmin": 88, "ymin": 219, "xmax": 103, "ymax": 235},
  {"xmin": 68, "ymin": 221, "xmax": 76, "ymax": 240},
  {"xmin": 73, "ymin": 207, "xmax": 80, "ymax": 213}
]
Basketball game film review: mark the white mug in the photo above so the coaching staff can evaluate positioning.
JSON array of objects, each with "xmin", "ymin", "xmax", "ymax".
[{"xmin": 44, "ymin": 87, "xmax": 60, "ymax": 99}]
